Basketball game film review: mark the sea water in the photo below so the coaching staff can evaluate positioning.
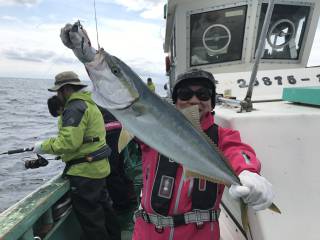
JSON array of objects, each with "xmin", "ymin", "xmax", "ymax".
[
  {"xmin": 0, "ymin": 76, "xmax": 166, "ymax": 213},
  {"xmin": 0, "ymin": 77, "xmax": 66, "ymax": 212}
]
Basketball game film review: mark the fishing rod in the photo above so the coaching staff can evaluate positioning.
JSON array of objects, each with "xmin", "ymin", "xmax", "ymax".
[
  {"xmin": 0, "ymin": 147, "xmax": 34, "ymax": 155},
  {"xmin": 1, "ymin": 147, "xmax": 60, "ymax": 169},
  {"xmin": 24, "ymin": 154, "xmax": 49, "ymax": 169},
  {"xmin": 24, "ymin": 154, "xmax": 60, "ymax": 169},
  {"xmin": 93, "ymin": 0, "xmax": 101, "ymax": 49}
]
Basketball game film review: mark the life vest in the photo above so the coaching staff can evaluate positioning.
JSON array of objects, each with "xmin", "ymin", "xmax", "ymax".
[{"xmin": 150, "ymin": 124, "xmax": 219, "ymax": 215}]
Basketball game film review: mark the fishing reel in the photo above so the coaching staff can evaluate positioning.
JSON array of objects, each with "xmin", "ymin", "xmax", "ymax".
[{"xmin": 25, "ymin": 154, "xmax": 49, "ymax": 169}]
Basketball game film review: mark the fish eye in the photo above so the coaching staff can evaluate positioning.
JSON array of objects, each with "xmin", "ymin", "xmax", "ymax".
[{"xmin": 111, "ymin": 66, "xmax": 120, "ymax": 75}]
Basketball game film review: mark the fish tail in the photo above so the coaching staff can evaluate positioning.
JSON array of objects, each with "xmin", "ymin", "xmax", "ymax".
[
  {"xmin": 240, "ymin": 200, "xmax": 280, "ymax": 239},
  {"xmin": 268, "ymin": 202, "xmax": 281, "ymax": 214},
  {"xmin": 240, "ymin": 200, "xmax": 251, "ymax": 236}
]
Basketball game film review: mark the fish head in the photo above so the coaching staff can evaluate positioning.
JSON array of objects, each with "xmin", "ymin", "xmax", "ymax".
[{"xmin": 85, "ymin": 50, "xmax": 140, "ymax": 110}]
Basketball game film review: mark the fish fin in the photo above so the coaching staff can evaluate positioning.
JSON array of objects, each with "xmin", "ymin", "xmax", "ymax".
[
  {"xmin": 179, "ymin": 105, "xmax": 202, "ymax": 131},
  {"xmin": 268, "ymin": 202, "xmax": 281, "ymax": 214},
  {"xmin": 131, "ymin": 102, "xmax": 147, "ymax": 116},
  {"xmin": 239, "ymin": 200, "xmax": 280, "ymax": 239},
  {"xmin": 184, "ymin": 168, "xmax": 228, "ymax": 185},
  {"xmin": 118, "ymin": 128, "xmax": 135, "ymax": 153},
  {"xmin": 240, "ymin": 200, "xmax": 253, "ymax": 237},
  {"xmin": 180, "ymin": 105, "xmax": 239, "ymax": 182}
]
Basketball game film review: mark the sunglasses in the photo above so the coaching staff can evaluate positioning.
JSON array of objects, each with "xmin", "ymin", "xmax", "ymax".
[{"xmin": 177, "ymin": 87, "xmax": 212, "ymax": 101}]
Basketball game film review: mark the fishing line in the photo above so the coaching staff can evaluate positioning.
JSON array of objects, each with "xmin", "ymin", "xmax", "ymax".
[{"xmin": 93, "ymin": 0, "xmax": 101, "ymax": 49}]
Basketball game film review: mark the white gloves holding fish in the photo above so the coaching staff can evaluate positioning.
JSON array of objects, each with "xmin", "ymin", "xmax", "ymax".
[
  {"xmin": 60, "ymin": 22, "xmax": 96, "ymax": 63},
  {"xmin": 229, "ymin": 170, "xmax": 274, "ymax": 211}
]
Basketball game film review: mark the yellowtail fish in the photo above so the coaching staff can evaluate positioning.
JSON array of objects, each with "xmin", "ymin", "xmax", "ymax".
[
  {"xmin": 60, "ymin": 21, "xmax": 240, "ymax": 186},
  {"xmin": 60, "ymin": 22, "xmax": 280, "ymax": 217}
]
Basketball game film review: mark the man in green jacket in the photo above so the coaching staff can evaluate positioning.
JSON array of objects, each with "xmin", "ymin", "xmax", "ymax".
[
  {"xmin": 147, "ymin": 77, "xmax": 156, "ymax": 92},
  {"xmin": 33, "ymin": 71, "xmax": 120, "ymax": 240}
]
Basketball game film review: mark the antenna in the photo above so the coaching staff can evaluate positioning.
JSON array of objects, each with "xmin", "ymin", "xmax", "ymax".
[{"xmin": 93, "ymin": 0, "xmax": 101, "ymax": 49}]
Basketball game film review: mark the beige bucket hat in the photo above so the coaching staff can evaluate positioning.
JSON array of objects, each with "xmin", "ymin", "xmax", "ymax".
[{"xmin": 48, "ymin": 71, "xmax": 87, "ymax": 92}]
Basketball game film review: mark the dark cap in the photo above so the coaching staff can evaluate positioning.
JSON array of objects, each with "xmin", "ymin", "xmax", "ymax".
[
  {"xmin": 48, "ymin": 71, "xmax": 87, "ymax": 92},
  {"xmin": 172, "ymin": 69, "xmax": 216, "ymax": 106}
]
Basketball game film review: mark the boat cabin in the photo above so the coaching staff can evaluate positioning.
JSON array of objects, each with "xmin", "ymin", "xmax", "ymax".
[
  {"xmin": 164, "ymin": 1, "xmax": 320, "ymax": 240},
  {"xmin": 164, "ymin": 0, "xmax": 320, "ymax": 100}
]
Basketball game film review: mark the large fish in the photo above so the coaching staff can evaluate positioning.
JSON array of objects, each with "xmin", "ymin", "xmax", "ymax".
[
  {"xmin": 60, "ymin": 22, "xmax": 280, "ymax": 220},
  {"xmin": 60, "ymin": 23, "xmax": 281, "ymax": 233},
  {"xmin": 60, "ymin": 21, "xmax": 240, "ymax": 186}
]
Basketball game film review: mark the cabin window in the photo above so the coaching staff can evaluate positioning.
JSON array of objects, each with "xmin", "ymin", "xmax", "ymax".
[
  {"xmin": 256, "ymin": 4, "xmax": 310, "ymax": 60},
  {"xmin": 189, "ymin": 5, "xmax": 247, "ymax": 66}
]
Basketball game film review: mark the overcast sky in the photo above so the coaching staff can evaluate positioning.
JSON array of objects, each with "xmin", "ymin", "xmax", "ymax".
[
  {"xmin": 0, "ymin": 0, "xmax": 320, "ymax": 87},
  {"xmin": 0, "ymin": 0, "xmax": 167, "ymax": 85}
]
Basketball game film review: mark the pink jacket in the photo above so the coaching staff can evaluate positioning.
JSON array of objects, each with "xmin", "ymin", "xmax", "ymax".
[{"xmin": 133, "ymin": 112, "xmax": 261, "ymax": 240}]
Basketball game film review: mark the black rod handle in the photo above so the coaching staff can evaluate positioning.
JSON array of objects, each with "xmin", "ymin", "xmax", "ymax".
[{"xmin": 6, "ymin": 148, "xmax": 33, "ymax": 155}]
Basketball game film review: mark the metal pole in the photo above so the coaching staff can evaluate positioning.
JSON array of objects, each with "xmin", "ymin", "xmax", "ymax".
[
  {"xmin": 243, "ymin": 0, "xmax": 275, "ymax": 110},
  {"xmin": 216, "ymin": 0, "xmax": 275, "ymax": 112}
]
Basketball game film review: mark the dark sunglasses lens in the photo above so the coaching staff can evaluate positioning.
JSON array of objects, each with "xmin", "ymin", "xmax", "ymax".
[
  {"xmin": 195, "ymin": 88, "xmax": 212, "ymax": 101},
  {"xmin": 177, "ymin": 88, "xmax": 212, "ymax": 101},
  {"xmin": 177, "ymin": 88, "xmax": 194, "ymax": 101}
]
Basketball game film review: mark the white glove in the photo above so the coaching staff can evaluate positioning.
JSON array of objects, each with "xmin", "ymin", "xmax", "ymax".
[
  {"xmin": 60, "ymin": 22, "xmax": 96, "ymax": 63},
  {"xmin": 229, "ymin": 170, "xmax": 274, "ymax": 211},
  {"xmin": 33, "ymin": 141, "xmax": 45, "ymax": 154}
]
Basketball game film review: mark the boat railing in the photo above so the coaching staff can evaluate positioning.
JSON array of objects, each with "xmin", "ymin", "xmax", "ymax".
[{"xmin": 0, "ymin": 175, "xmax": 78, "ymax": 240}]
